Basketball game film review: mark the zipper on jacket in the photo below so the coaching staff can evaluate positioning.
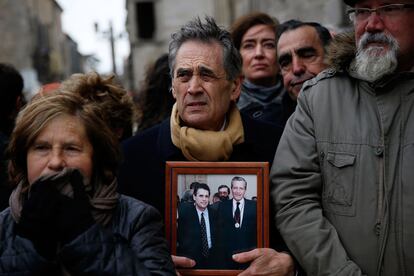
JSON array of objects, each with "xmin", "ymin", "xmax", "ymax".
[
  {"xmin": 375, "ymin": 142, "xmax": 389, "ymax": 276},
  {"xmin": 375, "ymin": 146, "xmax": 384, "ymax": 236}
]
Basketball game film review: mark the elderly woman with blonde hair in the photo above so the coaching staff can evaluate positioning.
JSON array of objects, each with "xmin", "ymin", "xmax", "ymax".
[{"xmin": 0, "ymin": 77, "xmax": 175, "ymax": 275}]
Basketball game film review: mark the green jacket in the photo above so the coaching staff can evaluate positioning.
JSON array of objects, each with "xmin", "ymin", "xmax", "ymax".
[{"xmin": 271, "ymin": 32, "xmax": 414, "ymax": 276}]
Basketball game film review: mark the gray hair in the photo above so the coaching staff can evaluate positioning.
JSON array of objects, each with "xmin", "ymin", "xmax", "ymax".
[
  {"xmin": 168, "ymin": 16, "xmax": 242, "ymax": 80},
  {"xmin": 231, "ymin": 176, "xmax": 247, "ymax": 189}
]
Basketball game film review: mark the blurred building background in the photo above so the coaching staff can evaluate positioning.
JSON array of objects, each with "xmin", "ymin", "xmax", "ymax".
[
  {"xmin": 0, "ymin": 0, "xmax": 351, "ymax": 99},
  {"xmin": 125, "ymin": 0, "xmax": 350, "ymax": 93},
  {"xmin": 0, "ymin": 0, "xmax": 95, "ymax": 98}
]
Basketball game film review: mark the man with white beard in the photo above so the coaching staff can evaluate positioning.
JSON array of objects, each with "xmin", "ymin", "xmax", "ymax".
[
  {"xmin": 270, "ymin": 0, "xmax": 414, "ymax": 275},
  {"xmin": 352, "ymin": 32, "xmax": 399, "ymax": 81}
]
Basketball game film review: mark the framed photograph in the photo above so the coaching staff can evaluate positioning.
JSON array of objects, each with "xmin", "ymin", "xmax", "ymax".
[{"xmin": 165, "ymin": 162, "xmax": 269, "ymax": 276}]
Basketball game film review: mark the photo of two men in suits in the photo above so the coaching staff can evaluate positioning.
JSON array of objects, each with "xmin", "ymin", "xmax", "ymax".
[{"xmin": 176, "ymin": 176, "xmax": 257, "ymax": 269}]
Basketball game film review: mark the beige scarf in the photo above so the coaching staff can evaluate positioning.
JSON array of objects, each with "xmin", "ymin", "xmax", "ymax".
[
  {"xmin": 9, "ymin": 168, "xmax": 119, "ymax": 227},
  {"xmin": 170, "ymin": 103, "xmax": 244, "ymax": 161}
]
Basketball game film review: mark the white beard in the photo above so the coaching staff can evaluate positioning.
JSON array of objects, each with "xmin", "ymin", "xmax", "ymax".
[{"xmin": 351, "ymin": 32, "xmax": 399, "ymax": 82}]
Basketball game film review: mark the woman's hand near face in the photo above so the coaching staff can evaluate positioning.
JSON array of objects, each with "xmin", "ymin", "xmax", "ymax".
[
  {"xmin": 16, "ymin": 175, "xmax": 61, "ymax": 259},
  {"xmin": 55, "ymin": 169, "xmax": 94, "ymax": 244},
  {"xmin": 16, "ymin": 168, "xmax": 94, "ymax": 259}
]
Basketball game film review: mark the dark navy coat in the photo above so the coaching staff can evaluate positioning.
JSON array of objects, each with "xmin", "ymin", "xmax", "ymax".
[{"xmin": 118, "ymin": 113, "xmax": 285, "ymax": 250}]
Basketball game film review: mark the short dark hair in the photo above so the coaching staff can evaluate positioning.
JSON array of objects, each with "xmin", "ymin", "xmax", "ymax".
[
  {"xmin": 137, "ymin": 53, "xmax": 174, "ymax": 132},
  {"xmin": 190, "ymin": 181, "xmax": 201, "ymax": 190},
  {"xmin": 193, "ymin": 182, "xmax": 210, "ymax": 196},
  {"xmin": 218, "ymin": 184, "xmax": 230, "ymax": 194},
  {"xmin": 277, "ymin": 20, "xmax": 332, "ymax": 52},
  {"xmin": 231, "ymin": 176, "xmax": 247, "ymax": 189},
  {"xmin": 230, "ymin": 12, "xmax": 279, "ymax": 51},
  {"xmin": 168, "ymin": 16, "xmax": 242, "ymax": 81}
]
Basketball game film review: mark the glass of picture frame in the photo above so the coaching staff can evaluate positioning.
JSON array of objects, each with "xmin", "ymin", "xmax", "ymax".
[{"xmin": 165, "ymin": 161, "xmax": 269, "ymax": 276}]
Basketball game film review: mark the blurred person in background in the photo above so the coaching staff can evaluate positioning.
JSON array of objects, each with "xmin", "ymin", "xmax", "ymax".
[
  {"xmin": 0, "ymin": 63, "xmax": 24, "ymax": 211},
  {"xmin": 0, "ymin": 87, "xmax": 175, "ymax": 274},
  {"xmin": 136, "ymin": 53, "xmax": 175, "ymax": 132},
  {"xmin": 212, "ymin": 192, "xmax": 221, "ymax": 204},
  {"xmin": 218, "ymin": 184, "xmax": 230, "ymax": 201},
  {"xmin": 231, "ymin": 12, "xmax": 288, "ymax": 127}
]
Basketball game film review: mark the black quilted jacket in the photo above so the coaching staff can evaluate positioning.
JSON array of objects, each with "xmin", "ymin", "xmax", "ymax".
[{"xmin": 0, "ymin": 195, "xmax": 175, "ymax": 275}]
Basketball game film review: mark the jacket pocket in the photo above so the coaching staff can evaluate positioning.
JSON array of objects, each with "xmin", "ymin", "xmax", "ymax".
[{"xmin": 322, "ymin": 151, "xmax": 357, "ymax": 216}]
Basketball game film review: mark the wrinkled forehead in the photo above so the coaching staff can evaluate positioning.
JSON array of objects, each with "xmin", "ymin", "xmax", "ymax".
[
  {"xmin": 277, "ymin": 26, "xmax": 323, "ymax": 55},
  {"xmin": 231, "ymin": 180, "xmax": 246, "ymax": 189},
  {"xmin": 174, "ymin": 40, "xmax": 224, "ymax": 71}
]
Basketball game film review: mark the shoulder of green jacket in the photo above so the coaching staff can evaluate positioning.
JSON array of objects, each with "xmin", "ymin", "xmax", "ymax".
[{"xmin": 302, "ymin": 68, "xmax": 338, "ymax": 91}]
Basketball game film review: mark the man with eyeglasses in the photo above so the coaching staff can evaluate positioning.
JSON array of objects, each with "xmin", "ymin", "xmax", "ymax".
[{"xmin": 270, "ymin": 0, "xmax": 414, "ymax": 275}]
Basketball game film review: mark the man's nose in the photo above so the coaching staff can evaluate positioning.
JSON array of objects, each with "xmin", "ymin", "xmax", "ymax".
[
  {"xmin": 187, "ymin": 75, "xmax": 203, "ymax": 94},
  {"xmin": 292, "ymin": 56, "xmax": 306, "ymax": 75},
  {"xmin": 365, "ymin": 11, "xmax": 386, "ymax": 33}
]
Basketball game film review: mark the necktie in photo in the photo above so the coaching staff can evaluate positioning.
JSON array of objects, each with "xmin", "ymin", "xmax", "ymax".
[
  {"xmin": 200, "ymin": 212, "xmax": 209, "ymax": 257},
  {"xmin": 234, "ymin": 202, "xmax": 240, "ymax": 228}
]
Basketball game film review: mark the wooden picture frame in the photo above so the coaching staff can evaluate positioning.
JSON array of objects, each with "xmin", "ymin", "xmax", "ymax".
[{"xmin": 165, "ymin": 162, "xmax": 269, "ymax": 276}]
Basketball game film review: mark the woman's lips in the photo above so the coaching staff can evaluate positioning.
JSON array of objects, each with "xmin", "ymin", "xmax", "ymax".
[{"xmin": 252, "ymin": 63, "xmax": 268, "ymax": 69}]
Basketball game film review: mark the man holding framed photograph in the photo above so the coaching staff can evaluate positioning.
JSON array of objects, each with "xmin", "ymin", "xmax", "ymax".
[{"xmin": 118, "ymin": 16, "xmax": 293, "ymax": 275}]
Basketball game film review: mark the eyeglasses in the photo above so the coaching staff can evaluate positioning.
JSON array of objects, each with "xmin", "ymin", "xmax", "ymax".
[{"xmin": 347, "ymin": 3, "xmax": 414, "ymax": 22}]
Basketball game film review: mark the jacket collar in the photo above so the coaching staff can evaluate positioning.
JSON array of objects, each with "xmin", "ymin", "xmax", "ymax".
[{"xmin": 326, "ymin": 31, "xmax": 356, "ymax": 72}]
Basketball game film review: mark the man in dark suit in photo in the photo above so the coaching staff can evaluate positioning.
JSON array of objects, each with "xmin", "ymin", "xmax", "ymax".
[
  {"xmin": 177, "ymin": 183, "xmax": 217, "ymax": 269},
  {"xmin": 216, "ymin": 176, "xmax": 257, "ymax": 269}
]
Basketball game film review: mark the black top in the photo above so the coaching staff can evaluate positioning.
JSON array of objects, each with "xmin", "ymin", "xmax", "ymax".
[{"xmin": 0, "ymin": 132, "xmax": 11, "ymax": 212}]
